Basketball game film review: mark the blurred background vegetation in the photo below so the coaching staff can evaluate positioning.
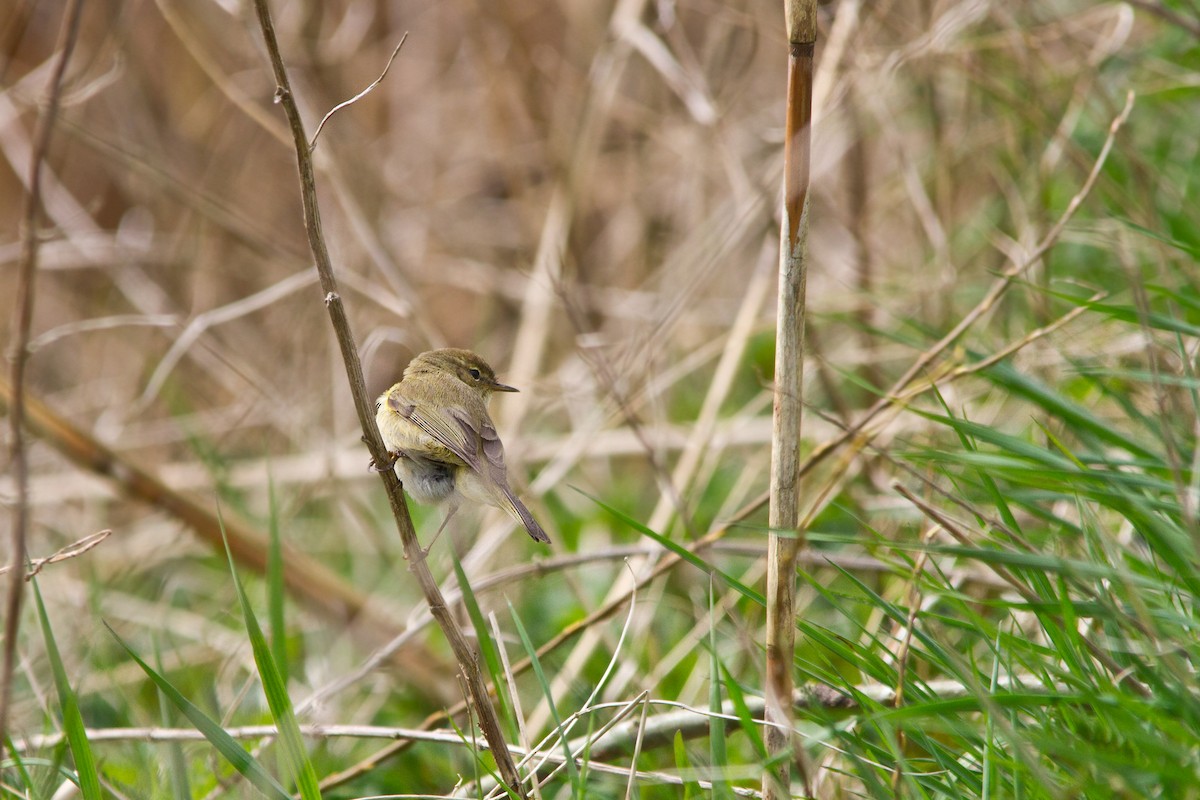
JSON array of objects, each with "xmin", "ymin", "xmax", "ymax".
[{"xmin": 3, "ymin": 0, "xmax": 1200, "ymax": 797}]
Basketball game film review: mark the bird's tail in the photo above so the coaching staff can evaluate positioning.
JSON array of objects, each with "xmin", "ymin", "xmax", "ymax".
[{"xmin": 500, "ymin": 487, "xmax": 551, "ymax": 543}]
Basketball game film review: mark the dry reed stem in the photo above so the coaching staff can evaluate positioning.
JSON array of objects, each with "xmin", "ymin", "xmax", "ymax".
[
  {"xmin": 765, "ymin": 1, "xmax": 817, "ymax": 798},
  {"xmin": 248, "ymin": 2, "xmax": 526, "ymax": 794},
  {"xmin": 1, "ymin": 0, "xmax": 83, "ymax": 761}
]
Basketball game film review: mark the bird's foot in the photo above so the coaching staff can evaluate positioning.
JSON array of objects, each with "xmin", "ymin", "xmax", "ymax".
[
  {"xmin": 369, "ymin": 450, "xmax": 400, "ymax": 473},
  {"xmin": 404, "ymin": 537, "xmax": 435, "ymax": 564},
  {"xmin": 406, "ymin": 510, "xmax": 452, "ymax": 563}
]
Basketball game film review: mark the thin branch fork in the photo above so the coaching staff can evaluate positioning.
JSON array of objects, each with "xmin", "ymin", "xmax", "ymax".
[
  {"xmin": 0, "ymin": 530, "xmax": 111, "ymax": 579},
  {"xmin": 248, "ymin": 3, "xmax": 527, "ymax": 796},
  {"xmin": 309, "ymin": 33, "xmax": 408, "ymax": 150}
]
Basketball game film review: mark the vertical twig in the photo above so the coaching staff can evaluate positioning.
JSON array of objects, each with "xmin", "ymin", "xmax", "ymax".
[
  {"xmin": 765, "ymin": 1, "xmax": 816, "ymax": 798},
  {"xmin": 0, "ymin": 0, "xmax": 84, "ymax": 758},
  {"xmin": 247, "ymin": 3, "xmax": 527, "ymax": 795}
]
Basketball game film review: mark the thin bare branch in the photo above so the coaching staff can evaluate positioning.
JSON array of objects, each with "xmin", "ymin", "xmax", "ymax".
[
  {"xmin": 1, "ymin": 0, "xmax": 84, "ymax": 759},
  {"xmin": 248, "ymin": 4, "xmax": 526, "ymax": 795},
  {"xmin": 309, "ymin": 33, "xmax": 408, "ymax": 150}
]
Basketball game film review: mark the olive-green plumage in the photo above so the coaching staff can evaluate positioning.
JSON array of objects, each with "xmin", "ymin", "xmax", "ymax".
[{"xmin": 375, "ymin": 349, "xmax": 549, "ymax": 544}]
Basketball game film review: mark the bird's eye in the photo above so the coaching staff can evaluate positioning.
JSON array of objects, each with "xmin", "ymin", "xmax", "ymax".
[{"xmin": 469, "ymin": 368, "xmax": 482, "ymax": 380}]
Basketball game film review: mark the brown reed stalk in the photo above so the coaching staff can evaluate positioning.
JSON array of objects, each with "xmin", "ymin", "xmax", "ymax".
[
  {"xmin": 248, "ymin": 2, "xmax": 526, "ymax": 795},
  {"xmin": 765, "ymin": 1, "xmax": 817, "ymax": 798},
  {"xmin": 0, "ymin": 0, "xmax": 83, "ymax": 762}
]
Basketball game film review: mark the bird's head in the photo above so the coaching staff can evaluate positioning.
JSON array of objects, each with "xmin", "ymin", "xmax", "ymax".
[{"xmin": 405, "ymin": 348, "xmax": 518, "ymax": 395}]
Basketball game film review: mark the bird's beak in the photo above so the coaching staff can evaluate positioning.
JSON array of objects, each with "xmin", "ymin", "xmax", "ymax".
[{"xmin": 490, "ymin": 380, "xmax": 519, "ymax": 393}]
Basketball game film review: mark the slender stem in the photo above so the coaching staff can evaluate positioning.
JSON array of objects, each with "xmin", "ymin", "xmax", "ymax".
[
  {"xmin": 1, "ymin": 0, "xmax": 84, "ymax": 761},
  {"xmin": 248, "ymin": 3, "xmax": 525, "ymax": 795},
  {"xmin": 765, "ymin": 2, "xmax": 817, "ymax": 798}
]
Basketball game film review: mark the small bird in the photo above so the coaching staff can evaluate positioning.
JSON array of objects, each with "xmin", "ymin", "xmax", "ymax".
[{"xmin": 375, "ymin": 348, "xmax": 550, "ymax": 545}]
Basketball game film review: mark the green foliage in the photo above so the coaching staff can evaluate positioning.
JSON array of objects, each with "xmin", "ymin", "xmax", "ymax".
[
  {"xmin": 108, "ymin": 626, "xmax": 293, "ymax": 800},
  {"xmin": 8, "ymin": 3, "xmax": 1200, "ymax": 799},
  {"xmin": 509, "ymin": 601, "xmax": 581, "ymax": 795},
  {"xmin": 222, "ymin": 524, "xmax": 322, "ymax": 800},
  {"xmin": 33, "ymin": 582, "xmax": 101, "ymax": 800}
]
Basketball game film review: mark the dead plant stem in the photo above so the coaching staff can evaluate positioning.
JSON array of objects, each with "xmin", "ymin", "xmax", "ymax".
[
  {"xmin": 766, "ymin": 2, "xmax": 817, "ymax": 798},
  {"xmin": 1, "ymin": 0, "xmax": 83, "ymax": 760},
  {"xmin": 249, "ymin": 2, "xmax": 525, "ymax": 795}
]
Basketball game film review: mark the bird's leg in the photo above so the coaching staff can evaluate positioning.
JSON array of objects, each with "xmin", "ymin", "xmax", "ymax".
[{"xmin": 416, "ymin": 504, "xmax": 458, "ymax": 561}]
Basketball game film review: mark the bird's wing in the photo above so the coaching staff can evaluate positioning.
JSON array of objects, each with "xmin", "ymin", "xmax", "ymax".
[
  {"xmin": 387, "ymin": 391, "xmax": 480, "ymax": 471},
  {"xmin": 476, "ymin": 417, "xmax": 509, "ymax": 483}
]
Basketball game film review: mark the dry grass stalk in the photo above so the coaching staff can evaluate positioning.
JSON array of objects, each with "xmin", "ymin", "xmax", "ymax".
[{"xmin": 765, "ymin": 1, "xmax": 817, "ymax": 798}]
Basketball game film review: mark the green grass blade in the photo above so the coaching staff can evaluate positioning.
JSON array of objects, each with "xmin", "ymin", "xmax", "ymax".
[
  {"xmin": 267, "ymin": 469, "xmax": 287, "ymax": 686},
  {"xmin": 222, "ymin": 526, "xmax": 322, "ymax": 800},
  {"xmin": 979, "ymin": 360, "xmax": 1157, "ymax": 460},
  {"xmin": 673, "ymin": 730, "xmax": 699, "ymax": 800},
  {"xmin": 154, "ymin": 643, "xmax": 191, "ymax": 800},
  {"xmin": 2, "ymin": 734, "xmax": 37, "ymax": 799},
  {"xmin": 508, "ymin": 601, "xmax": 579, "ymax": 795},
  {"xmin": 718, "ymin": 662, "xmax": 767, "ymax": 760},
  {"xmin": 32, "ymin": 580, "xmax": 102, "ymax": 800},
  {"xmin": 707, "ymin": 580, "xmax": 732, "ymax": 800},
  {"xmin": 106, "ymin": 623, "xmax": 291, "ymax": 799},
  {"xmin": 929, "ymin": 386, "xmax": 1022, "ymax": 534},
  {"xmin": 1118, "ymin": 216, "xmax": 1200, "ymax": 258},
  {"xmin": 451, "ymin": 550, "xmax": 515, "ymax": 738}
]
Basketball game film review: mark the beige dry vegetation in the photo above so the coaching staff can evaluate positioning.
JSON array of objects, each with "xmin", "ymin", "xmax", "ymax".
[{"xmin": 2, "ymin": 0, "xmax": 1197, "ymax": 797}]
